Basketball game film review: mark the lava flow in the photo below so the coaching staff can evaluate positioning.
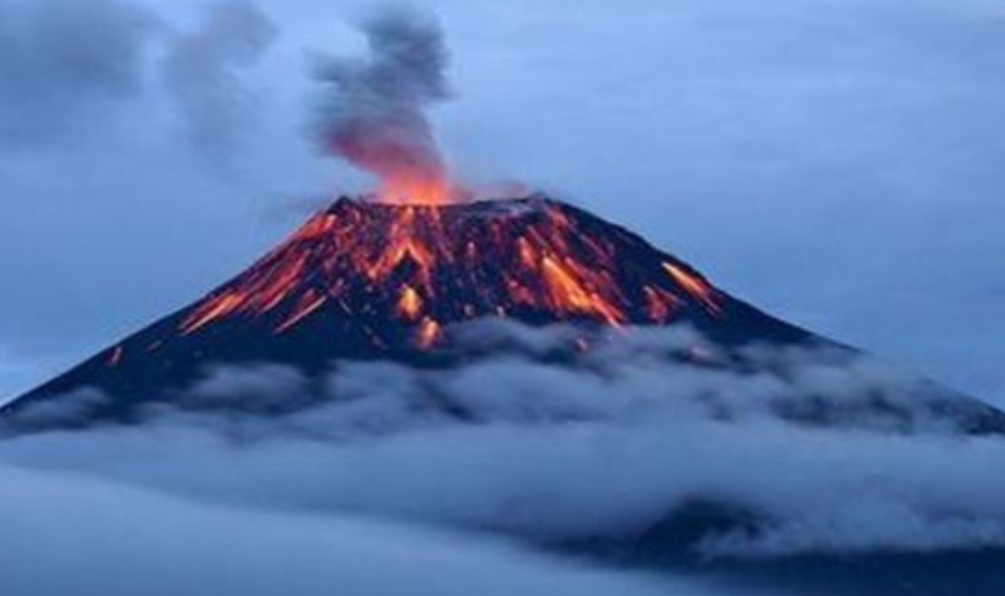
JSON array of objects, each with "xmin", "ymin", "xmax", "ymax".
[
  {"xmin": 5, "ymin": 193, "xmax": 821, "ymax": 423},
  {"xmin": 177, "ymin": 195, "xmax": 726, "ymax": 345}
]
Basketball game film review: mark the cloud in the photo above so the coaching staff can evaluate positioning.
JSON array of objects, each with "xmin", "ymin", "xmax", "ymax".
[
  {"xmin": 0, "ymin": 462, "xmax": 694, "ymax": 596},
  {"xmin": 161, "ymin": 0, "xmax": 278, "ymax": 154},
  {"xmin": 181, "ymin": 363, "xmax": 307, "ymax": 411},
  {"xmin": 4, "ymin": 323, "xmax": 1005, "ymax": 559},
  {"xmin": 5, "ymin": 388, "xmax": 111, "ymax": 428},
  {"xmin": 0, "ymin": 0, "xmax": 159, "ymax": 146}
]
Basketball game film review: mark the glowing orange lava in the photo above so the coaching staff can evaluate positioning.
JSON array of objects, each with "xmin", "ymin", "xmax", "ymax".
[
  {"xmin": 377, "ymin": 173, "xmax": 452, "ymax": 206},
  {"xmin": 177, "ymin": 198, "xmax": 726, "ymax": 351},
  {"xmin": 275, "ymin": 291, "xmax": 327, "ymax": 334},
  {"xmin": 415, "ymin": 317, "xmax": 442, "ymax": 349},
  {"xmin": 663, "ymin": 263, "xmax": 721, "ymax": 315},
  {"xmin": 540, "ymin": 256, "xmax": 623, "ymax": 325},
  {"xmin": 398, "ymin": 285, "xmax": 423, "ymax": 321}
]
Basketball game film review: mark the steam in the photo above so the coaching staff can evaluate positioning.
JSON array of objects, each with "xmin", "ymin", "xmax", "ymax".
[{"xmin": 314, "ymin": 6, "xmax": 453, "ymax": 203}]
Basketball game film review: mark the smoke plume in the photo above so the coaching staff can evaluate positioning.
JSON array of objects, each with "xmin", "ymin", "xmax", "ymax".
[{"xmin": 314, "ymin": 7, "xmax": 453, "ymax": 204}]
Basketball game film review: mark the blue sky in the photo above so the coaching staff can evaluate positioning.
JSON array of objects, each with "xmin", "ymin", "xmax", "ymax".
[{"xmin": 1, "ymin": 0, "xmax": 1003, "ymax": 405}]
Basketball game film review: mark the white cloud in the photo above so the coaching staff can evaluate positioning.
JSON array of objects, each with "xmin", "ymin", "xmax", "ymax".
[
  {"xmin": 0, "ymin": 463, "xmax": 699, "ymax": 596},
  {"xmin": 5, "ymin": 325, "xmax": 1005, "ymax": 558}
]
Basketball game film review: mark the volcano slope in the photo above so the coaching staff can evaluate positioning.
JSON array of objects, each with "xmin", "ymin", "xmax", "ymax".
[
  {"xmin": 4, "ymin": 195, "xmax": 1004, "ymax": 432},
  {"xmin": 1, "ymin": 195, "xmax": 806, "ymax": 419}
]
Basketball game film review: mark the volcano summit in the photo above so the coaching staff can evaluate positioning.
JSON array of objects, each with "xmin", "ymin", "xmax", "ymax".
[{"xmin": 4, "ymin": 194, "xmax": 1003, "ymax": 434}]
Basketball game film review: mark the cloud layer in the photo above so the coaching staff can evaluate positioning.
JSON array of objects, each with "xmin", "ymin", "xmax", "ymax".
[
  {"xmin": 0, "ymin": 462, "xmax": 700, "ymax": 596},
  {"xmin": 4, "ymin": 323, "xmax": 1005, "ymax": 560}
]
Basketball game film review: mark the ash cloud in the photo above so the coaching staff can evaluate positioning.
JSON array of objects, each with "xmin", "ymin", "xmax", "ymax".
[
  {"xmin": 5, "ymin": 323, "xmax": 1005, "ymax": 561},
  {"xmin": 313, "ymin": 6, "xmax": 452, "ymax": 199},
  {"xmin": 0, "ymin": 0, "xmax": 159, "ymax": 147},
  {"xmin": 162, "ymin": 0, "xmax": 278, "ymax": 155}
]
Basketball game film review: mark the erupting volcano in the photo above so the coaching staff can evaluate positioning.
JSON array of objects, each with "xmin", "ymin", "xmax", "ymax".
[
  {"xmin": 175, "ymin": 196, "xmax": 755, "ymax": 336},
  {"xmin": 3, "ymin": 193, "xmax": 822, "ymax": 423},
  {"xmin": 5, "ymin": 12, "xmax": 1001, "ymax": 431}
]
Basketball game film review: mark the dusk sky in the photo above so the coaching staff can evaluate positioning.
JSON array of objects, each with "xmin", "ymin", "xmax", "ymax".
[{"xmin": 1, "ymin": 0, "xmax": 1003, "ymax": 405}]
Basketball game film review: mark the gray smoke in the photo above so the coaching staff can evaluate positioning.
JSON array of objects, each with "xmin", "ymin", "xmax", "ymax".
[
  {"xmin": 162, "ymin": 0, "xmax": 278, "ymax": 154},
  {"xmin": 313, "ymin": 6, "xmax": 452, "ymax": 201}
]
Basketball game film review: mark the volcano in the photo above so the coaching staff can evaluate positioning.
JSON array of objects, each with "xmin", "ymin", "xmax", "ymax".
[
  {"xmin": 6, "ymin": 194, "xmax": 1005, "ymax": 596},
  {"xmin": 3, "ymin": 194, "xmax": 1003, "ymax": 431}
]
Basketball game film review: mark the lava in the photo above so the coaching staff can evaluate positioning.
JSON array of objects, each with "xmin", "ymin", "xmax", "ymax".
[
  {"xmin": 398, "ymin": 285, "xmax": 423, "ymax": 321},
  {"xmin": 6, "ymin": 189, "xmax": 847, "ymax": 431},
  {"xmin": 377, "ymin": 171, "xmax": 452, "ymax": 205},
  {"xmin": 175, "ymin": 197, "xmax": 727, "ymax": 351},
  {"xmin": 181, "ymin": 292, "xmax": 245, "ymax": 335},
  {"xmin": 276, "ymin": 291, "xmax": 328, "ymax": 334},
  {"xmin": 540, "ymin": 256, "xmax": 623, "ymax": 325},
  {"xmin": 106, "ymin": 345, "xmax": 124, "ymax": 367},
  {"xmin": 663, "ymin": 263, "xmax": 722, "ymax": 315},
  {"xmin": 415, "ymin": 317, "xmax": 442, "ymax": 349}
]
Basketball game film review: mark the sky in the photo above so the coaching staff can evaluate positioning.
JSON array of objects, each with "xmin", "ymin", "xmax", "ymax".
[{"xmin": 0, "ymin": 0, "xmax": 1003, "ymax": 407}]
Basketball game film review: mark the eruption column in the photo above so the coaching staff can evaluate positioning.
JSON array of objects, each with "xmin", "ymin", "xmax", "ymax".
[{"xmin": 315, "ymin": 8, "xmax": 454, "ymax": 204}]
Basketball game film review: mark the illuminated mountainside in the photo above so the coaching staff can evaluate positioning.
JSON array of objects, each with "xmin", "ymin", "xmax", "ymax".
[
  {"xmin": 7, "ymin": 194, "xmax": 1002, "ymax": 430},
  {"xmin": 171, "ymin": 195, "xmax": 808, "ymax": 342}
]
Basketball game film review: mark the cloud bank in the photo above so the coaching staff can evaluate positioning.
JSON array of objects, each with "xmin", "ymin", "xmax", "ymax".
[
  {"xmin": 0, "ymin": 463, "xmax": 700, "ymax": 596},
  {"xmin": 4, "ymin": 323, "xmax": 1005, "ymax": 561}
]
